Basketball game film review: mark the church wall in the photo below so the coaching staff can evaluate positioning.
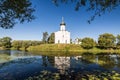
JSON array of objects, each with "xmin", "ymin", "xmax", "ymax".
[{"xmin": 55, "ymin": 31, "xmax": 70, "ymax": 44}]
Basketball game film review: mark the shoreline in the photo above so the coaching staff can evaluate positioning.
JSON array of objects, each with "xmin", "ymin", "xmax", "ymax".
[
  {"xmin": 27, "ymin": 44, "xmax": 120, "ymax": 54},
  {"xmin": 1, "ymin": 44, "xmax": 120, "ymax": 54}
]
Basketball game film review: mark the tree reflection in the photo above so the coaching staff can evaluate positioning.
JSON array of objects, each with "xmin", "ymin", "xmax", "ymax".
[
  {"xmin": 82, "ymin": 53, "xmax": 120, "ymax": 70},
  {"xmin": 0, "ymin": 50, "xmax": 11, "ymax": 64},
  {"xmin": 42, "ymin": 56, "xmax": 48, "ymax": 67},
  {"xmin": 47, "ymin": 56, "xmax": 55, "ymax": 66}
]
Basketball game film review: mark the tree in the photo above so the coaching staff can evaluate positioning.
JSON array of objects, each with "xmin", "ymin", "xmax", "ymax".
[
  {"xmin": 52, "ymin": 0, "xmax": 120, "ymax": 23},
  {"xmin": 81, "ymin": 37, "xmax": 96, "ymax": 49},
  {"xmin": 47, "ymin": 33, "xmax": 55, "ymax": 44},
  {"xmin": 30, "ymin": 41, "xmax": 41, "ymax": 46},
  {"xmin": 21, "ymin": 41, "xmax": 30, "ymax": 50},
  {"xmin": 0, "ymin": 0, "xmax": 34, "ymax": 29},
  {"xmin": 116, "ymin": 34, "xmax": 120, "ymax": 48},
  {"xmin": 70, "ymin": 39, "xmax": 72, "ymax": 44},
  {"xmin": 1, "ymin": 37, "xmax": 12, "ymax": 48},
  {"xmin": 42, "ymin": 32, "xmax": 48, "ymax": 43},
  {"xmin": 0, "ymin": 38, "xmax": 2, "ymax": 47},
  {"xmin": 12, "ymin": 40, "xmax": 22, "ymax": 50},
  {"xmin": 98, "ymin": 33, "xmax": 116, "ymax": 49},
  {"xmin": 12, "ymin": 40, "xmax": 42, "ymax": 50}
]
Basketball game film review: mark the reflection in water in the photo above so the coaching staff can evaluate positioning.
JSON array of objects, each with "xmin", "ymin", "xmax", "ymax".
[
  {"xmin": 0, "ymin": 50, "xmax": 11, "ymax": 63},
  {"xmin": 109, "ymin": 54, "xmax": 119, "ymax": 64},
  {"xmin": 47, "ymin": 56, "xmax": 55, "ymax": 66},
  {"xmin": 0, "ymin": 50, "xmax": 32, "ymax": 63},
  {"xmin": 82, "ymin": 54, "xmax": 120, "ymax": 72},
  {"xmin": 42, "ymin": 56, "xmax": 48, "ymax": 67},
  {"xmin": 73, "ymin": 56, "xmax": 82, "ymax": 60},
  {"xmin": 55, "ymin": 57, "xmax": 70, "ymax": 74},
  {"xmin": 0, "ymin": 50, "xmax": 120, "ymax": 80}
]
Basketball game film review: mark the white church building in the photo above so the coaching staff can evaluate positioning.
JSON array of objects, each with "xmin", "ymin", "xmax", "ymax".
[{"xmin": 54, "ymin": 18, "xmax": 70, "ymax": 44}]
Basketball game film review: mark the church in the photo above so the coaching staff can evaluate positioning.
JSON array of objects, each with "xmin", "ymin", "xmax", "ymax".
[{"xmin": 54, "ymin": 17, "xmax": 70, "ymax": 44}]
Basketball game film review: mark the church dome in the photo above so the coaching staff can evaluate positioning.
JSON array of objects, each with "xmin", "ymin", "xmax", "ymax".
[
  {"xmin": 60, "ymin": 22, "xmax": 66, "ymax": 26},
  {"xmin": 60, "ymin": 17, "xmax": 66, "ymax": 26}
]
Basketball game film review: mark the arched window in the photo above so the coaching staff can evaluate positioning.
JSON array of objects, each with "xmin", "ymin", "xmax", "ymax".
[
  {"xmin": 66, "ymin": 40, "xmax": 67, "ymax": 43},
  {"xmin": 58, "ymin": 40, "xmax": 60, "ymax": 43}
]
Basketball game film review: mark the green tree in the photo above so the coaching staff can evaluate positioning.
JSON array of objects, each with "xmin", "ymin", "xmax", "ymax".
[
  {"xmin": 42, "ymin": 32, "xmax": 48, "ymax": 43},
  {"xmin": 0, "ymin": 0, "xmax": 34, "ymax": 29},
  {"xmin": 81, "ymin": 37, "xmax": 96, "ymax": 49},
  {"xmin": 47, "ymin": 33, "xmax": 55, "ymax": 44},
  {"xmin": 21, "ymin": 41, "xmax": 30, "ymax": 50},
  {"xmin": 12, "ymin": 40, "xmax": 22, "ymax": 50},
  {"xmin": 70, "ymin": 39, "xmax": 72, "ymax": 44},
  {"xmin": 12, "ymin": 40, "xmax": 41, "ymax": 50},
  {"xmin": 116, "ymin": 34, "xmax": 120, "ymax": 48},
  {"xmin": 30, "ymin": 41, "xmax": 42, "ymax": 46},
  {"xmin": 0, "ymin": 38, "xmax": 2, "ymax": 47},
  {"xmin": 53, "ymin": 0, "xmax": 120, "ymax": 23},
  {"xmin": 98, "ymin": 33, "xmax": 116, "ymax": 49},
  {"xmin": 1, "ymin": 37, "xmax": 12, "ymax": 48}
]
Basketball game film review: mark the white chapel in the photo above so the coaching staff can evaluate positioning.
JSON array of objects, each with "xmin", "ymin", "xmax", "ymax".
[{"xmin": 54, "ymin": 17, "xmax": 70, "ymax": 44}]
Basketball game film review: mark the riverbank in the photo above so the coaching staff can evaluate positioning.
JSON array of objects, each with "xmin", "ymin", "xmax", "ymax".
[
  {"xmin": 1, "ymin": 44, "xmax": 120, "ymax": 54},
  {"xmin": 0, "ymin": 47, "xmax": 4, "ymax": 50},
  {"xmin": 27, "ymin": 44, "xmax": 120, "ymax": 54},
  {"xmin": 27, "ymin": 44, "xmax": 84, "ymax": 52}
]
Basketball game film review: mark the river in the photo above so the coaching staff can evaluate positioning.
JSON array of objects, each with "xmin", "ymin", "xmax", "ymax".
[{"xmin": 0, "ymin": 50, "xmax": 120, "ymax": 80}]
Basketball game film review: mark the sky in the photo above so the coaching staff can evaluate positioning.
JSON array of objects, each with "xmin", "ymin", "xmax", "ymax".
[{"xmin": 0, "ymin": 0, "xmax": 120, "ymax": 41}]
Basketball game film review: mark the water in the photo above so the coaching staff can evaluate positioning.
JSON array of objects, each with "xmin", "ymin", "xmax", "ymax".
[{"xmin": 0, "ymin": 50, "xmax": 120, "ymax": 80}]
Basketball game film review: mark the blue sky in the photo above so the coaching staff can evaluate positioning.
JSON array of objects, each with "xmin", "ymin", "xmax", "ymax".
[{"xmin": 0, "ymin": 0, "xmax": 120, "ymax": 41}]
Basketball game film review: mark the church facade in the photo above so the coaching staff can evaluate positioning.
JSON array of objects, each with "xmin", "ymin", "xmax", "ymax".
[{"xmin": 54, "ymin": 18, "xmax": 70, "ymax": 44}]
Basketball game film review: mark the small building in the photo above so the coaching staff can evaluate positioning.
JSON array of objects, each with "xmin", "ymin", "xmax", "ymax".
[
  {"xmin": 54, "ymin": 17, "xmax": 70, "ymax": 44},
  {"xmin": 74, "ymin": 38, "xmax": 81, "ymax": 44}
]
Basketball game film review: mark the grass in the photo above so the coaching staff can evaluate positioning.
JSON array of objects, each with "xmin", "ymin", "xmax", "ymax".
[
  {"xmin": 1, "ymin": 44, "xmax": 120, "ymax": 54},
  {"xmin": 27, "ymin": 44, "xmax": 120, "ymax": 54},
  {"xmin": 27, "ymin": 44, "xmax": 83, "ymax": 52}
]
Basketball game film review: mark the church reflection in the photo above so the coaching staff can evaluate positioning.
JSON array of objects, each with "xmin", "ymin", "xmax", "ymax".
[
  {"xmin": 45, "ymin": 56, "xmax": 83, "ymax": 74},
  {"xmin": 45, "ymin": 54, "xmax": 120, "ymax": 74},
  {"xmin": 55, "ymin": 57, "xmax": 70, "ymax": 74}
]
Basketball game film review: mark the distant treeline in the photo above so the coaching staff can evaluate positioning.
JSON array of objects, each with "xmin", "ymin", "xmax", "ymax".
[
  {"xmin": 0, "ymin": 37, "xmax": 42, "ymax": 50},
  {"xmin": 0, "ymin": 33, "xmax": 120, "ymax": 51}
]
